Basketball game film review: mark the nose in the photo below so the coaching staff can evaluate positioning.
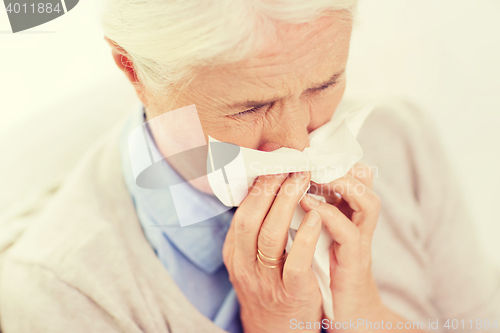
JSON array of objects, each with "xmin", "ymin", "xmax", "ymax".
[{"xmin": 257, "ymin": 99, "xmax": 311, "ymax": 152}]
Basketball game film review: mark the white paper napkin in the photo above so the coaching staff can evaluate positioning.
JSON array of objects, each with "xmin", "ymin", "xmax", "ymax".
[{"xmin": 207, "ymin": 103, "xmax": 375, "ymax": 320}]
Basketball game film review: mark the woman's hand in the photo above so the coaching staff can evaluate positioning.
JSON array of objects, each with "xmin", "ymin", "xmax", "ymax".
[
  {"xmin": 301, "ymin": 163, "xmax": 385, "ymax": 331},
  {"xmin": 223, "ymin": 172, "xmax": 323, "ymax": 333}
]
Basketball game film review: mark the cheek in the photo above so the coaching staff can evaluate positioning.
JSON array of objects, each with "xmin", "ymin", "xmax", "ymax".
[{"xmin": 200, "ymin": 115, "xmax": 265, "ymax": 150}]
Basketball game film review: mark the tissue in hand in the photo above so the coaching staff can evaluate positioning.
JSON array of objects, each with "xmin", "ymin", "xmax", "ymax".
[{"xmin": 207, "ymin": 103, "xmax": 375, "ymax": 320}]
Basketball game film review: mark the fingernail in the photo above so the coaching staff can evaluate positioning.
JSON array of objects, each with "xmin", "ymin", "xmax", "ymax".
[
  {"xmin": 305, "ymin": 210, "xmax": 321, "ymax": 226},
  {"xmin": 305, "ymin": 194, "xmax": 321, "ymax": 206}
]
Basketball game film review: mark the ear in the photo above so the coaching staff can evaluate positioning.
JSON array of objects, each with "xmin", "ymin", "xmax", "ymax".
[{"xmin": 105, "ymin": 37, "xmax": 148, "ymax": 105}]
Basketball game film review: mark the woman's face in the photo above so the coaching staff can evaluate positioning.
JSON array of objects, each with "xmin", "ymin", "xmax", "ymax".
[{"xmin": 146, "ymin": 12, "xmax": 353, "ymax": 193}]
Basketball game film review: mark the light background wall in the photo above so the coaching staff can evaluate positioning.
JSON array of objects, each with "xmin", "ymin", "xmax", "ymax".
[{"xmin": 1, "ymin": 0, "xmax": 499, "ymax": 263}]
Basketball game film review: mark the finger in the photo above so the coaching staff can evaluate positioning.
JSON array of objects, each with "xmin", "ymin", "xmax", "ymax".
[
  {"xmin": 306, "ymin": 175, "xmax": 380, "ymax": 240},
  {"xmin": 233, "ymin": 173, "xmax": 288, "ymax": 261},
  {"xmin": 300, "ymin": 195, "xmax": 361, "ymax": 268},
  {"xmin": 319, "ymin": 175, "xmax": 379, "ymax": 217},
  {"xmin": 311, "ymin": 175, "xmax": 380, "ymax": 237},
  {"xmin": 308, "ymin": 163, "xmax": 374, "ymax": 205},
  {"xmin": 257, "ymin": 171, "xmax": 311, "ymax": 259},
  {"xmin": 283, "ymin": 210, "xmax": 322, "ymax": 292},
  {"xmin": 331, "ymin": 174, "xmax": 380, "ymax": 231},
  {"xmin": 308, "ymin": 181, "xmax": 342, "ymax": 206},
  {"xmin": 300, "ymin": 194, "xmax": 359, "ymax": 244}
]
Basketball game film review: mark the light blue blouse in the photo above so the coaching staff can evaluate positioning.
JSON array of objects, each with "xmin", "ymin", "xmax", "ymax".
[{"xmin": 119, "ymin": 104, "xmax": 242, "ymax": 332}]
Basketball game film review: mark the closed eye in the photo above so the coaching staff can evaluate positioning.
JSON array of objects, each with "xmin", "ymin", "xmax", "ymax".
[
  {"xmin": 236, "ymin": 107, "xmax": 260, "ymax": 116},
  {"xmin": 230, "ymin": 80, "xmax": 338, "ymax": 118},
  {"xmin": 312, "ymin": 80, "xmax": 338, "ymax": 93},
  {"xmin": 233, "ymin": 104, "xmax": 268, "ymax": 117}
]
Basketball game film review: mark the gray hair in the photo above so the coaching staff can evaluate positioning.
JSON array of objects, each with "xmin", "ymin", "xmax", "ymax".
[{"xmin": 100, "ymin": 0, "xmax": 358, "ymax": 99}]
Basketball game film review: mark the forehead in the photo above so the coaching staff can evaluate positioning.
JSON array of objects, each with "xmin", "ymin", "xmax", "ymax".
[{"xmin": 189, "ymin": 13, "xmax": 352, "ymax": 99}]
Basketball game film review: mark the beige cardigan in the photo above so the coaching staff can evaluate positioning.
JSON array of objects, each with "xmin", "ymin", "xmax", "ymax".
[{"xmin": 1, "ymin": 100, "xmax": 499, "ymax": 332}]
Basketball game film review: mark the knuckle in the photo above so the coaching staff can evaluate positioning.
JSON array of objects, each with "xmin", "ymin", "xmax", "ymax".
[
  {"xmin": 258, "ymin": 226, "xmax": 281, "ymax": 249},
  {"xmin": 233, "ymin": 209, "xmax": 253, "ymax": 234},
  {"xmin": 286, "ymin": 265, "xmax": 307, "ymax": 280}
]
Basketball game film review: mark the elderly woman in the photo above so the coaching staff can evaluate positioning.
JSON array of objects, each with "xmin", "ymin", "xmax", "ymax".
[{"xmin": 1, "ymin": 1, "xmax": 499, "ymax": 332}]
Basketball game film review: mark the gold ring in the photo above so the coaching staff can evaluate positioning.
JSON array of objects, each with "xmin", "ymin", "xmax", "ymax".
[
  {"xmin": 257, "ymin": 248, "xmax": 286, "ymax": 261},
  {"xmin": 256, "ymin": 253, "xmax": 284, "ymax": 268}
]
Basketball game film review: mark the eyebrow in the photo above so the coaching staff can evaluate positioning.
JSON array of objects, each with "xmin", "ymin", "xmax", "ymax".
[{"xmin": 228, "ymin": 68, "xmax": 345, "ymax": 110}]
